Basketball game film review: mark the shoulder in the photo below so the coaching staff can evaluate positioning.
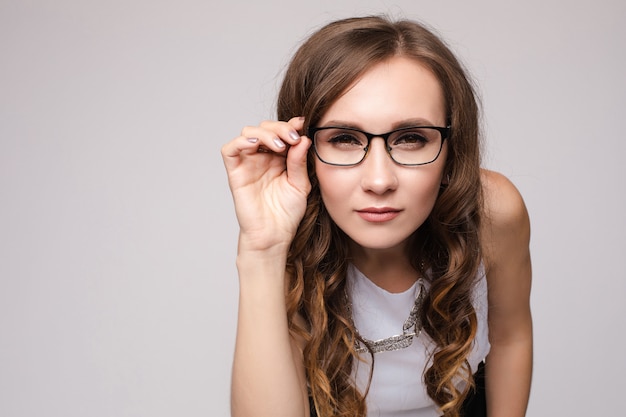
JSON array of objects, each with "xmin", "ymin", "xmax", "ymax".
[
  {"xmin": 480, "ymin": 169, "xmax": 530, "ymax": 238},
  {"xmin": 479, "ymin": 169, "xmax": 531, "ymax": 271},
  {"xmin": 480, "ymin": 169, "xmax": 529, "ymax": 229}
]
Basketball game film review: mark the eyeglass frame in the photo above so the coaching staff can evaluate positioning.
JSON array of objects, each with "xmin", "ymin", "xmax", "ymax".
[{"xmin": 307, "ymin": 125, "xmax": 451, "ymax": 167}]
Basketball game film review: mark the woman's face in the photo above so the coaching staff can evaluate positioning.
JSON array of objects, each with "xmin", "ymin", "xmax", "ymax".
[{"xmin": 314, "ymin": 56, "xmax": 448, "ymax": 254}]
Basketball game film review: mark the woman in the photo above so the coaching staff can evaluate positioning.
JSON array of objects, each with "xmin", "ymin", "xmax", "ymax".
[{"xmin": 222, "ymin": 16, "xmax": 532, "ymax": 417}]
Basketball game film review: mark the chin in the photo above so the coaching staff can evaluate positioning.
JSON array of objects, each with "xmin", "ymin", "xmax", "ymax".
[{"xmin": 348, "ymin": 233, "xmax": 413, "ymax": 253}]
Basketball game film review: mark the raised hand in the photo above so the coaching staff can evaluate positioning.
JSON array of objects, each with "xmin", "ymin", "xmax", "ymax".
[{"xmin": 221, "ymin": 117, "xmax": 312, "ymax": 253}]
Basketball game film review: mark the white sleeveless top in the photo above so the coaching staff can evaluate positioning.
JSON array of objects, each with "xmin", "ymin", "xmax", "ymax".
[{"xmin": 348, "ymin": 264, "xmax": 490, "ymax": 417}]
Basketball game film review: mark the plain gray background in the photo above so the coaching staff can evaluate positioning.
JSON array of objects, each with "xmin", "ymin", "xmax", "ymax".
[{"xmin": 1, "ymin": 0, "xmax": 625, "ymax": 416}]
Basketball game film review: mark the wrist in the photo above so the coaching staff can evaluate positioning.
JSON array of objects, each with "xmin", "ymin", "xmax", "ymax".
[
  {"xmin": 236, "ymin": 246, "xmax": 289, "ymax": 281},
  {"xmin": 237, "ymin": 232, "xmax": 292, "ymax": 256}
]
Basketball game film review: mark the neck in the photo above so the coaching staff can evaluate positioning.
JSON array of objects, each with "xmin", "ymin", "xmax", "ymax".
[{"xmin": 349, "ymin": 242, "xmax": 418, "ymax": 293}]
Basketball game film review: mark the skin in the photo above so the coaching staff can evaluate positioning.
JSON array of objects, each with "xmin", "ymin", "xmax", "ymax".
[
  {"xmin": 222, "ymin": 56, "xmax": 532, "ymax": 417},
  {"xmin": 223, "ymin": 116, "xmax": 311, "ymax": 417},
  {"xmin": 315, "ymin": 57, "xmax": 447, "ymax": 293},
  {"xmin": 480, "ymin": 170, "xmax": 533, "ymax": 416}
]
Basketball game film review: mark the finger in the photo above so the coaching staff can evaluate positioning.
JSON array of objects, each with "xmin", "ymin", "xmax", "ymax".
[
  {"xmin": 221, "ymin": 135, "xmax": 266, "ymax": 171},
  {"xmin": 223, "ymin": 119, "xmax": 306, "ymax": 167},
  {"xmin": 221, "ymin": 135, "xmax": 258, "ymax": 158},
  {"xmin": 287, "ymin": 116, "xmax": 306, "ymax": 132},
  {"xmin": 259, "ymin": 120, "xmax": 304, "ymax": 146},
  {"xmin": 241, "ymin": 125, "xmax": 291, "ymax": 154},
  {"xmin": 285, "ymin": 136, "xmax": 312, "ymax": 193}
]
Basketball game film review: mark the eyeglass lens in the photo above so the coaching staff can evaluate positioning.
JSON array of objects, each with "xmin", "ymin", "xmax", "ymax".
[{"xmin": 313, "ymin": 127, "xmax": 444, "ymax": 166}]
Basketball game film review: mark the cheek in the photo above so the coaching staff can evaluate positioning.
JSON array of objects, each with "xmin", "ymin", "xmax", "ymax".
[
  {"xmin": 406, "ymin": 174, "xmax": 441, "ymax": 208},
  {"xmin": 314, "ymin": 162, "xmax": 356, "ymax": 221},
  {"xmin": 403, "ymin": 164, "xmax": 447, "ymax": 212},
  {"xmin": 315, "ymin": 164, "xmax": 340, "ymax": 206}
]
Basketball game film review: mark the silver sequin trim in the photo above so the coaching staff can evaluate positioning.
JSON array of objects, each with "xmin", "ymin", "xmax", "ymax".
[{"xmin": 347, "ymin": 279, "xmax": 426, "ymax": 354}]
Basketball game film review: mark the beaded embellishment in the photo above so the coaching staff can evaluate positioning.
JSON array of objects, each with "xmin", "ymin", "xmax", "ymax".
[{"xmin": 347, "ymin": 278, "xmax": 426, "ymax": 354}]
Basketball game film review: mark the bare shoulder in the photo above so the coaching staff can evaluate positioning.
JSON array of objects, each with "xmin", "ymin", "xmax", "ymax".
[
  {"xmin": 480, "ymin": 169, "xmax": 531, "ymax": 269},
  {"xmin": 481, "ymin": 169, "xmax": 529, "ymax": 228},
  {"xmin": 481, "ymin": 169, "xmax": 530, "ymax": 237}
]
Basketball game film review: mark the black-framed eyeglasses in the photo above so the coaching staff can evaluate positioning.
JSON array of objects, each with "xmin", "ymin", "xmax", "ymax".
[{"xmin": 308, "ymin": 125, "xmax": 450, "ymax": 166}]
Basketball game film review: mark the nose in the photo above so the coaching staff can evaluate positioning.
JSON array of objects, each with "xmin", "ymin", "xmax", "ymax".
[{"xmin": 360, "ymin": 137, "xmax": 398, "ymax": 194}]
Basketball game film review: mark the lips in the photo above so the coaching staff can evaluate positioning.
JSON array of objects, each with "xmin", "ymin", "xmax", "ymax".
[{"xmin": 356, "ymin": 207, "xmax": 402, "ymax": 222}]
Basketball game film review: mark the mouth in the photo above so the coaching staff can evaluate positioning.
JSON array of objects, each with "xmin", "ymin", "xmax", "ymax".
[{"xmin": 356, "ymin": 207, "xmax": 402, "ymax": 222}]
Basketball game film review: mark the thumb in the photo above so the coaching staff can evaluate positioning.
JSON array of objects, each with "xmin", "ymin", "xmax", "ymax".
[{"xmin": 285, "ymin": 136, "xmax": 312, "ymax": 194}]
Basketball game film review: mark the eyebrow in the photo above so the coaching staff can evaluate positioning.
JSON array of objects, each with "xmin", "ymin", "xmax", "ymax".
[{"xmin": 321, "ymin": 118, "xmax": 440, "ymax": 130}]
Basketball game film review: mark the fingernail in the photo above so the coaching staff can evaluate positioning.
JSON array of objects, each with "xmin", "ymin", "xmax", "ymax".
[
  {"xmin": 298, "ymin": 116, "xmax": 305, "ymax": 121},
  {"xmin": 273, "ymin": 138, "xmax": 285, "ymax": 148},
  {"xmin": 247, "ymin": 137, "xmax": 258, "ymax": 143},
  {"xmin": 289, "ymin": 130, "xmax": 301, "ymax": 141}
]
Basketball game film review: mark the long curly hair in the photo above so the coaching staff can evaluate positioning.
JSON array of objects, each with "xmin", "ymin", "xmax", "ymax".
[{"xmin": 277, "ymin": 16, "xmax": 483, "ymax": 417}]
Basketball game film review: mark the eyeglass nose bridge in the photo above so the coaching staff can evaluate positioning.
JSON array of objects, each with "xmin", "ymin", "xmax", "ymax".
[{"xmin": 361, "ymin": 134, "xmax": 394, "ymax": 162}]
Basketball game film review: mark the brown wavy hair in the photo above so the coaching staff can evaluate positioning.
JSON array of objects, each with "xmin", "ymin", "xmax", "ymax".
[{"xmin": 278, "ymin": 16, "xmax": 483, "ymax": 417}]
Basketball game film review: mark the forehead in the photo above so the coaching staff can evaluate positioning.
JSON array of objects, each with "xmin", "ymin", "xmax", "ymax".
[{"xmin": 318, "ymin": 56, "xmax": 446, "ymax": 130}]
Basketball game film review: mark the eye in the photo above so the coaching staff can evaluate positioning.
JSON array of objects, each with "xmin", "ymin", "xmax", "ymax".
[
  {"xmin": 326, "ymin": 131, "xmax": 366, "ymax": 148},
  {"xmin": 391, "ymin": 131, "xmax": 429, "ymax": 148}
]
